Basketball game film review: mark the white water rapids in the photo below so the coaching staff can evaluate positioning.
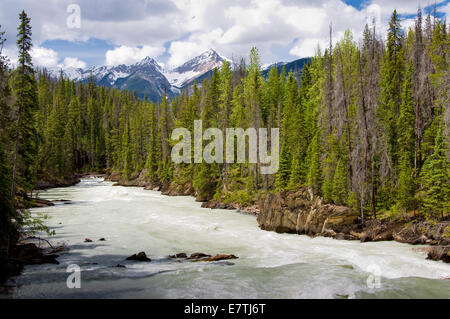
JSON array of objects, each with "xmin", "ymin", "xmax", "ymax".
[{"xmin": 5, "ymin": 178, "xmax": 450, "ymax": 298}]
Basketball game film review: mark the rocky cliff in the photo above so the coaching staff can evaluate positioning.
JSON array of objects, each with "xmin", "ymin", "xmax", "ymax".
[
  {"xmin": 257, "ymin": 188, "xmax": 361, "ymax": 237},
  {"xmin": 106, "ymin": 171, "xmax": 450, "ymax": 263},
  {"xmin": 257, "ymin": 188, "xmax": 450, "ymax": 262}
]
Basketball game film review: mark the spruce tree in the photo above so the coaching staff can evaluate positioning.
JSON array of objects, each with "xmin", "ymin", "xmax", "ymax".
[
  {"xmin": 0, "ymin": 140, "xmax": 14, "ymax": 278},
  {"xmin": 420, "ymin": 124, "xmax": 450, "ymax": 220},
  {"xmin": 10, "ymin": 10, "xmax": 38, "ymax": 198},
  {"xmin": 306, "ymin": 131, "xmax": 322, "ymax": 193},
  {"xmin": 397, "ymin": 61, "xmax": 417, "ymax": 212},
  {"xmin": 377, "ymin": 9, "xmax": 405, "ymax": 207},
  {"xmin": 332, "ymin": 158, "xmax": 348, "ymax": 205}
]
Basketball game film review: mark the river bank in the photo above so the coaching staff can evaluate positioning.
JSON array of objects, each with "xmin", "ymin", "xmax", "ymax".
[
  {"xmin": 1, "ymin": 174, "xmax": 97, "ymax": 284},
  {"xmin": 105, "ymin": 171, "xmax": 450, "ymax": 264},
  {"xmin": 4, "ymin": 178, "xmax": 449, "ymax": 298}
]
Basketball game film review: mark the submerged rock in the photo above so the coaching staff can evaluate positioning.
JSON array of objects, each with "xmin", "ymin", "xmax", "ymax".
[
  {"xmin": 126, "ymin": 252, "xmax": 151, "ymax": 262},
  {"xmin": 84, "ymin": 238, "xmax": 93, "ymax": 243},
  {"xmin": 169, "ymin": 253, "xmax": 187, "ymax": 259}
]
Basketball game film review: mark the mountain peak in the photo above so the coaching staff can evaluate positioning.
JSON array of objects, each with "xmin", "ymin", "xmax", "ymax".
[
  {"xmin": 202, "ymin": 48, "xmax": 218, "ymax": 56},
  {"xmin": 138, "ymin": 56, "xmax": 157, "ymax": 65},
  {"xmin": 166, "ymin": 49, "xmax": 224, "ymax": 88}
]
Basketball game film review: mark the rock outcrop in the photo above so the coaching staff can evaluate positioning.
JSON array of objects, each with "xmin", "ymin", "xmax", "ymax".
[
  {"xmin": 257, "ymin": 188, "xmax": 450, "ymax": 262},
  {"xmin": 257, "ymin": 188, "xmax": 360, "ymax": 236},
  {"xmin": 35, "ymin": 175, "xmax": 80, "ymax": 190},
  {"xmin": 427, "ymin": 246, "xmax": 450, "ymax": 263},
  {"xmin": 10, "ymin": 243, "xmax": 59, "ymax": 265},
  {"xmin": 161, "ymin": 180, "xmax": 195, "ymax": 197},
  {"xmin": 31, "ymin": 198, "xmax": 55, "ymax": 208},
  {"xmin": 201, "ymin": 201, "xmax": 260, "ymax": 215}
]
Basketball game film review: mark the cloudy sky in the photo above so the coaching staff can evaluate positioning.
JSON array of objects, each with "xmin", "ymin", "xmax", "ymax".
[{"xmin": 1, "ymin": 0, "xmax": 449, "ymax": 70}]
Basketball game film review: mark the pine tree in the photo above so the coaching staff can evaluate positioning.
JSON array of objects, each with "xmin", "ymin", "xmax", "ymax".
[
  {"xmin": 378, "ymin": 10, "xmax": 405, "ymax": 163},
  {"xmin": 275, "ymin": 144, "xmax": 290, "ymax": 190},
  {"xmin": 306, "ymin": 131, "xmax": 322, "ymax": 193},
  {"xmin": 332, "ymin": 158, "xmax": 348, "ymax": 205},
  {"xmin": 377, "ymin": 9, "xmax": 405, "ymax": 208},
  {"xmin": 0, "ymin": 131, "xmax": 14, "ymax": 279},
  {"xmin": 0, "ymin": 24, "xmax": 10, "ymax": 142},
  {"xmin": 10, "ymin": 10, "xmax": 38, "ymax": 198},
  {"xmin": 397, "ymin": 61, "xmax": 418, "ymax": 212},
  {"xmin": 420, "ymin": 124, "xmax": 450, "ymax": 220}
]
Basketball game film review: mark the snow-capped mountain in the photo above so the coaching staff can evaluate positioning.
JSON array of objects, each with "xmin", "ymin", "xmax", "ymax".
[
  {"xmin": 46, "ymin": 49, "xmax": 310, "ymax": 102},
  {"xmin": 164, "ymin": 49, "xmax": 225, "ymax": 88},
  {"xmin": 47, "ymin": 49, "xmax": 226, "ymax": 102}
]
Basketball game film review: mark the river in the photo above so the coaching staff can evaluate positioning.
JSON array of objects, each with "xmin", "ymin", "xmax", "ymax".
[{"xmin": 5, "ymin": 178, "xmax": 450, "ymax": 298}]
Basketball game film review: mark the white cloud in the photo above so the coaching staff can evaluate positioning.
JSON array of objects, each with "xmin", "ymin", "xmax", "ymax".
[
  {"xmin": 60, "ymin": 57, "xmax": 87, "ymax": 69},
  {"xmin": 6, "ymin": 46, "xmax": 87, "ymax": 71},
  {"xmin": 167, "ymin": 41, "xmax": 208, "ymax": 68},
  {"xmin": 370, "ymin": 0, "xmax": 426, "ymax": 17},
  {"xmin": 167, "ymin": 28, "xmax": 224, "ymax": 67},
  {"xmin": 1, "ymin": 0, "xmax": 449, "ymax": 68},
  {"xmin": 290, "ymin": 38, "xmax": 329, "ymax": 58},
  {"xmin": 105, "ymin": 45, "xmax": 165, "ymax": 66},
  {"xmin": 31, "ymin": 47, "xmax": 59, "ymax": 68},
  {"xmin": 441, "ymin": 3, "xmax": 450, "ymax": 18}
]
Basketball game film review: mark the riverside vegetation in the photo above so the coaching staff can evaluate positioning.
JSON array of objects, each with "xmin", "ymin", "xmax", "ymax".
[{"xmin": 0, "ymin": 9, "xmax": 450, "ymax": 281}]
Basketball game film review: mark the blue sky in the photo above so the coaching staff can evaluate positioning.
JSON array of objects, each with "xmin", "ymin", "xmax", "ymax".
[{"xmin": 1, "ymin": 0, "xmax": 449, "ymax": 70}]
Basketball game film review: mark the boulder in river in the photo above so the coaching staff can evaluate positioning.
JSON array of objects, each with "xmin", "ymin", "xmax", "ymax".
[
  {"xmin": 126, "ymin": 252, "xmax": 151, "ymax": 262},
  {"xmin": 169, "ymin": 253, "xmax": 187, "ymax": 258},
  {"xmin": 84, "ymin": 238, "xmax": 93, "ymax": 243},
  {"xmin": 197, "ymin": 254, "xmax": 239, "ymax": 262},
  {"xmin": 187, "ymin": 252, "xmax": 211, "ymax": 259},
  {"xmin": 427, "ymin": 246, "xmax": 450, "ymax": 263},
  {"xmin": 99, "ymin": 238, "xmax": 106, "ymax": 241}
]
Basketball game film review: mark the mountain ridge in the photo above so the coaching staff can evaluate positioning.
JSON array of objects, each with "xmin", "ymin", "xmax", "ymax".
[{"xmin": 47, "ymin": 49, "xmax": 311, "ymax": 102}]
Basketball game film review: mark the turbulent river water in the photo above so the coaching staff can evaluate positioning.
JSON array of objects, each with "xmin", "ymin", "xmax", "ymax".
[{"xmin": 5, "ymin": 178, "xmax": 450, "ymax": 298}]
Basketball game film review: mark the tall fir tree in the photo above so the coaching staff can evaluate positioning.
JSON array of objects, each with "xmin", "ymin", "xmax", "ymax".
[
  {"xmin": 420, "ymin": 124, "xmax": 450, "ymax": 220},
  {"xmin": 397, "ymin": 61, "xmax": 418, "ymax": 212},
  {"xmin": 10, "ymin": 10, "xmax": 38, "ymax": 198}
]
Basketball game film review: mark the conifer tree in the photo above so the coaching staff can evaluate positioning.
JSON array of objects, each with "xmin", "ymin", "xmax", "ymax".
[
  {"xmin": 378, "ymin": 10, "xmax": 405, "ymax": 165},
  {"xmin": 332, "ymin": 158, "xmax": 348, "ymax": 205},
  {"xmin": 397, "ymin": 61, "xmax": 418, "ymax": 211},
  {"xmin": 420, "ymin": 124, "xmax": 450, "ymax": 220},
  {"xmin": 10, "ymin": 10, "xmax": 38, "ymax": 198},
  {"xmin": 377, "ymin": 9, "xmax": 405, "ymax": 208}
]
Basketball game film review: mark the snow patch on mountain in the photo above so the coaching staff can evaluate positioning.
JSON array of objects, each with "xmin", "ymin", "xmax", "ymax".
[
  {"xmin": 45, "ymin": 49, "xmax": 233, "ymax": 101},
  {"xmin": 164, "ymin": 49, "xmax": 225, "ymax": 88}
]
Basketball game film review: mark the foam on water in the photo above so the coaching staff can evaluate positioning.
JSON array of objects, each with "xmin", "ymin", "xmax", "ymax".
[{"xmin": 6, "ymin": 179, "xmax": 450, "ymax": 299}]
